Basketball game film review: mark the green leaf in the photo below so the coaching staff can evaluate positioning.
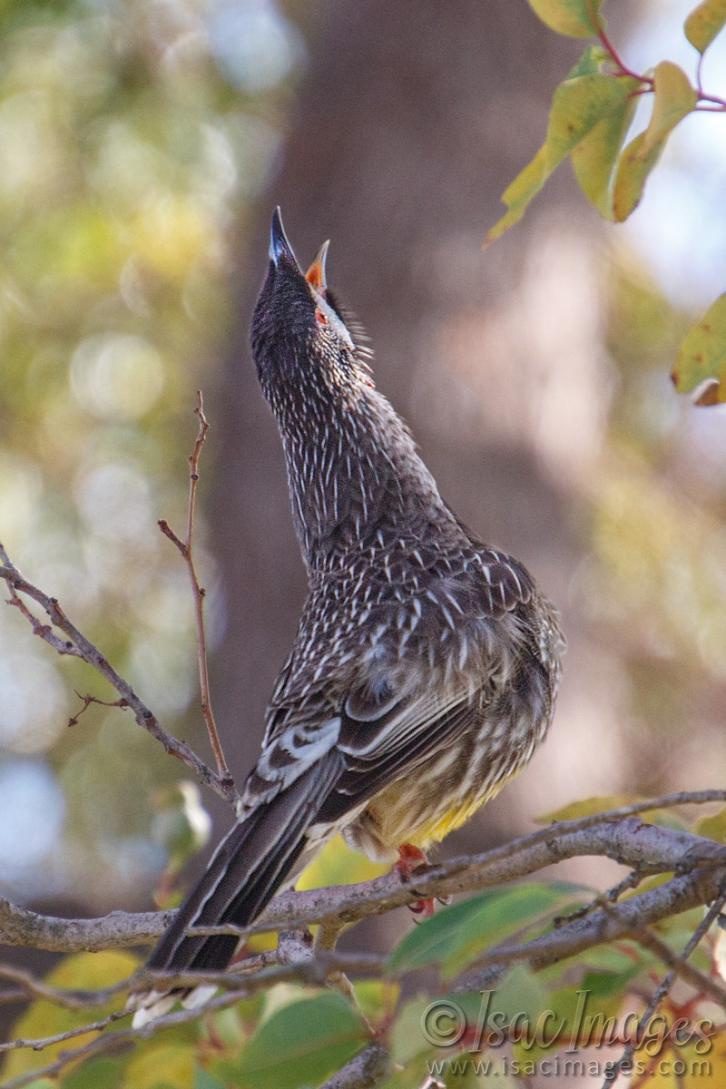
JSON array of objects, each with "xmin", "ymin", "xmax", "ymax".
[
  {"xmin": 194, "ymin": 1071, "xmax": 227, "ymax": 1089},
  {"xmin": 487, "ymin": 72, "xmax": 637, "ymax": 243},
  {"xmin": 389, "ymin": 996, "xmax": 436, "ymax": 1065},
  {"xmin": 455, "ymin": 964, "xmax": 549, "ymax": 1042},
  {"xmin": 62, "ymin": 1060, "xmax": 124, "ymax": 1089},
  {"xmin": 389, "ymin": 883, "xmax": 577, "ymax": 978},
  {"xmin": 614, "ymin": 127, "xmax": 666, "ymax": 222},
  {"xmin": 527, "ymin": 0, "xmax": 604, "ymax": 38},
  {"xmin": 684, "ymin": 0, "xmax": 726, "ymax": 53},
  {"xmin": 216, "ymin": 993, "xmax": 367, "ymax": 1089},
  {"xmin": 613, "ymin": 63, "xmax": 695, "ymax": 222},
  {"xmin": 565, "ymin": 43, "xmax": 610, "ymax": 78},
  {"xmin": 642, "ymin": 62, "xmax": 696, "ymax": 156},
  {"xmin": 671, "ymin": 293, "xmax": 726, "ymax": 404}
]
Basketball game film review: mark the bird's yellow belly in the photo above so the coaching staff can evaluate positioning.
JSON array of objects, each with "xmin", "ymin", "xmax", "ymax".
[
  {"xmin": 359, "ymin": 775, "xmax": 506, "ymax": 858},
  {"xmin": 406, "ymin": 792, "xmax": 490, "ymax": 848}
]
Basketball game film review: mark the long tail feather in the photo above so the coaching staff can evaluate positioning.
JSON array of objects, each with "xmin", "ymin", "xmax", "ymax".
[{"xmin": 130, "ymin": 753, "xmax": 342, "ymax": 1023}]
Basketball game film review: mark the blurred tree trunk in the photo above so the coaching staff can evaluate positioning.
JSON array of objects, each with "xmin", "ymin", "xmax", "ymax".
[{"xmin": 209, "ymin": 0, "xmax": 614, "ymax": 840}]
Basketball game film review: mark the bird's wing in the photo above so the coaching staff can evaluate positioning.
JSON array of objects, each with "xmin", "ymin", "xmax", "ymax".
[
  {"xmin": 245, "ymin": 666, "xmax": 496, "ymax": 821},
  {"xmin": 316, "ymin": 681, "xmax": 485, "ymax": 823},
  {"xmin": 247, "ymin": 549, "xmax": 545, "ymax": 816}
]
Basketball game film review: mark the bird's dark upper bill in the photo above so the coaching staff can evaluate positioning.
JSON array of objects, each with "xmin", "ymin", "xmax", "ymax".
[{"xmin": 269, "ymin": 207, "xmax": 299, "ymax": 268}]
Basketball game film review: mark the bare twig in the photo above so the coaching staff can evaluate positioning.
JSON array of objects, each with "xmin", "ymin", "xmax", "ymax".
[
  {"xmin": 67, "ymin": 690, "xmax": 128, "ymax": 728},
  {"xmin": 0, "ymin": 954, "xmax": 383, "ymax": 1089},
  {"xmin": 597, "ymin": 22, "xmax": 726, "ymax": 113},
  {"xmin": 0, "ymin": 896, "xmax": 169, "ymax": 953},
  {"xmin": 0, "ymin": 964, "xmax": 126, "ymax": 1010},
  {"xmin": 157, "ymin": 390, "xmax": 232, "ymax": 785},
  {"xmin": 633, "ymin": 924, "xmax": 726, "ymax": 1008},
  {"xmin": 0, "ymin": 1011, "xmax": 125, "ymax": 1055},
  {"xmin": 2, "ymin": 568, "xmax": 82, "ymax": 658},
  {"xmin": 0, "ymin": 546, "xmax": 235, "ymax": 804},
  {"xmin": 602, "ymin": 890, "xmax": 726, "ymax": 1087},
  {"xmin": 553, "ymin": 867, "xmax": 648, "ymax": 928},
  {"xmin": 0, "ymin": 990, "xmax": 248, "ymax": 1089}
]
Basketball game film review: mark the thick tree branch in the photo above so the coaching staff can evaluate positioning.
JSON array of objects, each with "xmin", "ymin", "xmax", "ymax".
[
  {"xmin": 320, "ymin": 1044, "xmax": 391, "ymax": 1089},
  {"xmin": 2, "ymin": 804, "xmax": 725, "ymax": 955}
]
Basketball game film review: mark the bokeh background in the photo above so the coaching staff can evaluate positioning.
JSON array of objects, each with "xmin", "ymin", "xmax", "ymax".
[{"xmin": 1, "ymin": 0, "xmax": 725, "ymax": 973}]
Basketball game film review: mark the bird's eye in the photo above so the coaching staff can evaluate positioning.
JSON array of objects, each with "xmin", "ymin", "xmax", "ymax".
[{"xmin": 314, "ymin": 307, "xmax": 329, "ymax": 327}]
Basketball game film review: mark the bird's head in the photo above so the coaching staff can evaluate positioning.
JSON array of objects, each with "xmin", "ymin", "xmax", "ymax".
[{"xmin": 250, "ymin": 208, "xmax": 372, "ymax": 407}]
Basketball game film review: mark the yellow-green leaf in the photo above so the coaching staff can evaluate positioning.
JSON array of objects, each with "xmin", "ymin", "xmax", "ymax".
[
  {"xmin": 685, "ymin": 0, "xmax": 726, "ymax": 53},
  {"xmin": 571, "ymin": 94, "xmax": 637, "ymax": 216},
  {"xmin": 566, "ymin": 43, "xmax": 611, "ymax": 78},
  {"xmin": 296, "ymin": 833, "xmax": 387, "ymax": 891},
  {"xmin": 537, "ymin": 795, "xmax": 639, "ymax": 822},
  {"xmin": 642, "ymin": 61, "xmax": 696, "ymax": 156},
  {"xmin": 3, "ymin": 951, "xmax": 139, "ymax": 1079},
  {"xmin": 612, "ymin": 64, "xmax": 695, "ymax": 222},
  {"xmin": 612, "ymin": 131, "xmax": 662, "ymax": 221},
  {"xmin": 545, "ymin": 74, "xmax": 637, "ymax": 169},
  {"xmin": 487, "ymin": 73, "xmax": 636, "ymax": 244},
  {"xmin": 485, "ymin": 144, "xmax": 550, "ymax": 245},
  {"xmin": 671, "ymin": 293, "xmax": 726, "ymax": 404},
  {"xmin": 122, "ymin": 1044, "xmax": 195, "ymax": 1089},
  {"xmin": 696, "ymin": 805, "xmax": 726, "ymax": 842},
  {"xmin": 528, "ymin": 0, "xmax": 603, "ymax": 38}
]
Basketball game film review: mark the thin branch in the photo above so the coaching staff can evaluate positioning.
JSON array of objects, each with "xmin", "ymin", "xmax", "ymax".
[
  {"xmin": 454, "ymin": 865, "xmax": 726, "ymax": 992},
  {"xmin": 553, "ymin": 867, "xmax": 648, "ymax": 928},
  {"xmin": 2, "ymin": 571, "xmax": 82, "ymax": 658},
  {"xmin": 0, "ymin": 896, "xmax": 170, "ymax": 953},
  {"xmin": 0, "ymin": 546, "xmax": 235, "ymax": 804},
  {"xmin": 596, "ymin": 22, "xmax": 726, "ymax": 112},
  {"xmin": 633, "ymin": 924, "xmax": 726, "ymax": 1008},
  {"xmin": 597, "ymin": 24, "xmax": 653, "ymax": 88},
  {"xmin": 0, "ymin": 990, "xmax": 252, "ymax": 1089},
  {"xmin": 0, "ymin": 964, "xmax": 126, "ymax": 1010},
  {"xmin": 67, "ymin": 691, "xmax": 128, "ymax": 728},
  {"xmin": 0, "ymin": 1011, "xmax": 125, "ymax": 1055},
  {"xmin": 602, "ymin": 891, "xmax": 726, "ymax": 1088},
  {"xmin": 0, "ymin": 955, "xmax": 384, "ymax": 1089},
  {"xmin": 157, "ymin": 390, "xmax": 232, "ymax": 785}
]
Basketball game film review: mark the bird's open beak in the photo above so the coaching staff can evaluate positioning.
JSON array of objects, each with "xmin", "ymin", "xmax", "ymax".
[
  {"xmin": 305, "ymin": 240, "xmax": 330, "ymax": 293},
  {"xmin": 269, "ymin": 207, "xmax": 299, "ymax": 268}
]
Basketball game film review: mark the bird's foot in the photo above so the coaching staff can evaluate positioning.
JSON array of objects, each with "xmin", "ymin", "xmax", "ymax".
[{"xmin": 396, "ymin": 844, "xmax": 435, "ymax": 919}]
